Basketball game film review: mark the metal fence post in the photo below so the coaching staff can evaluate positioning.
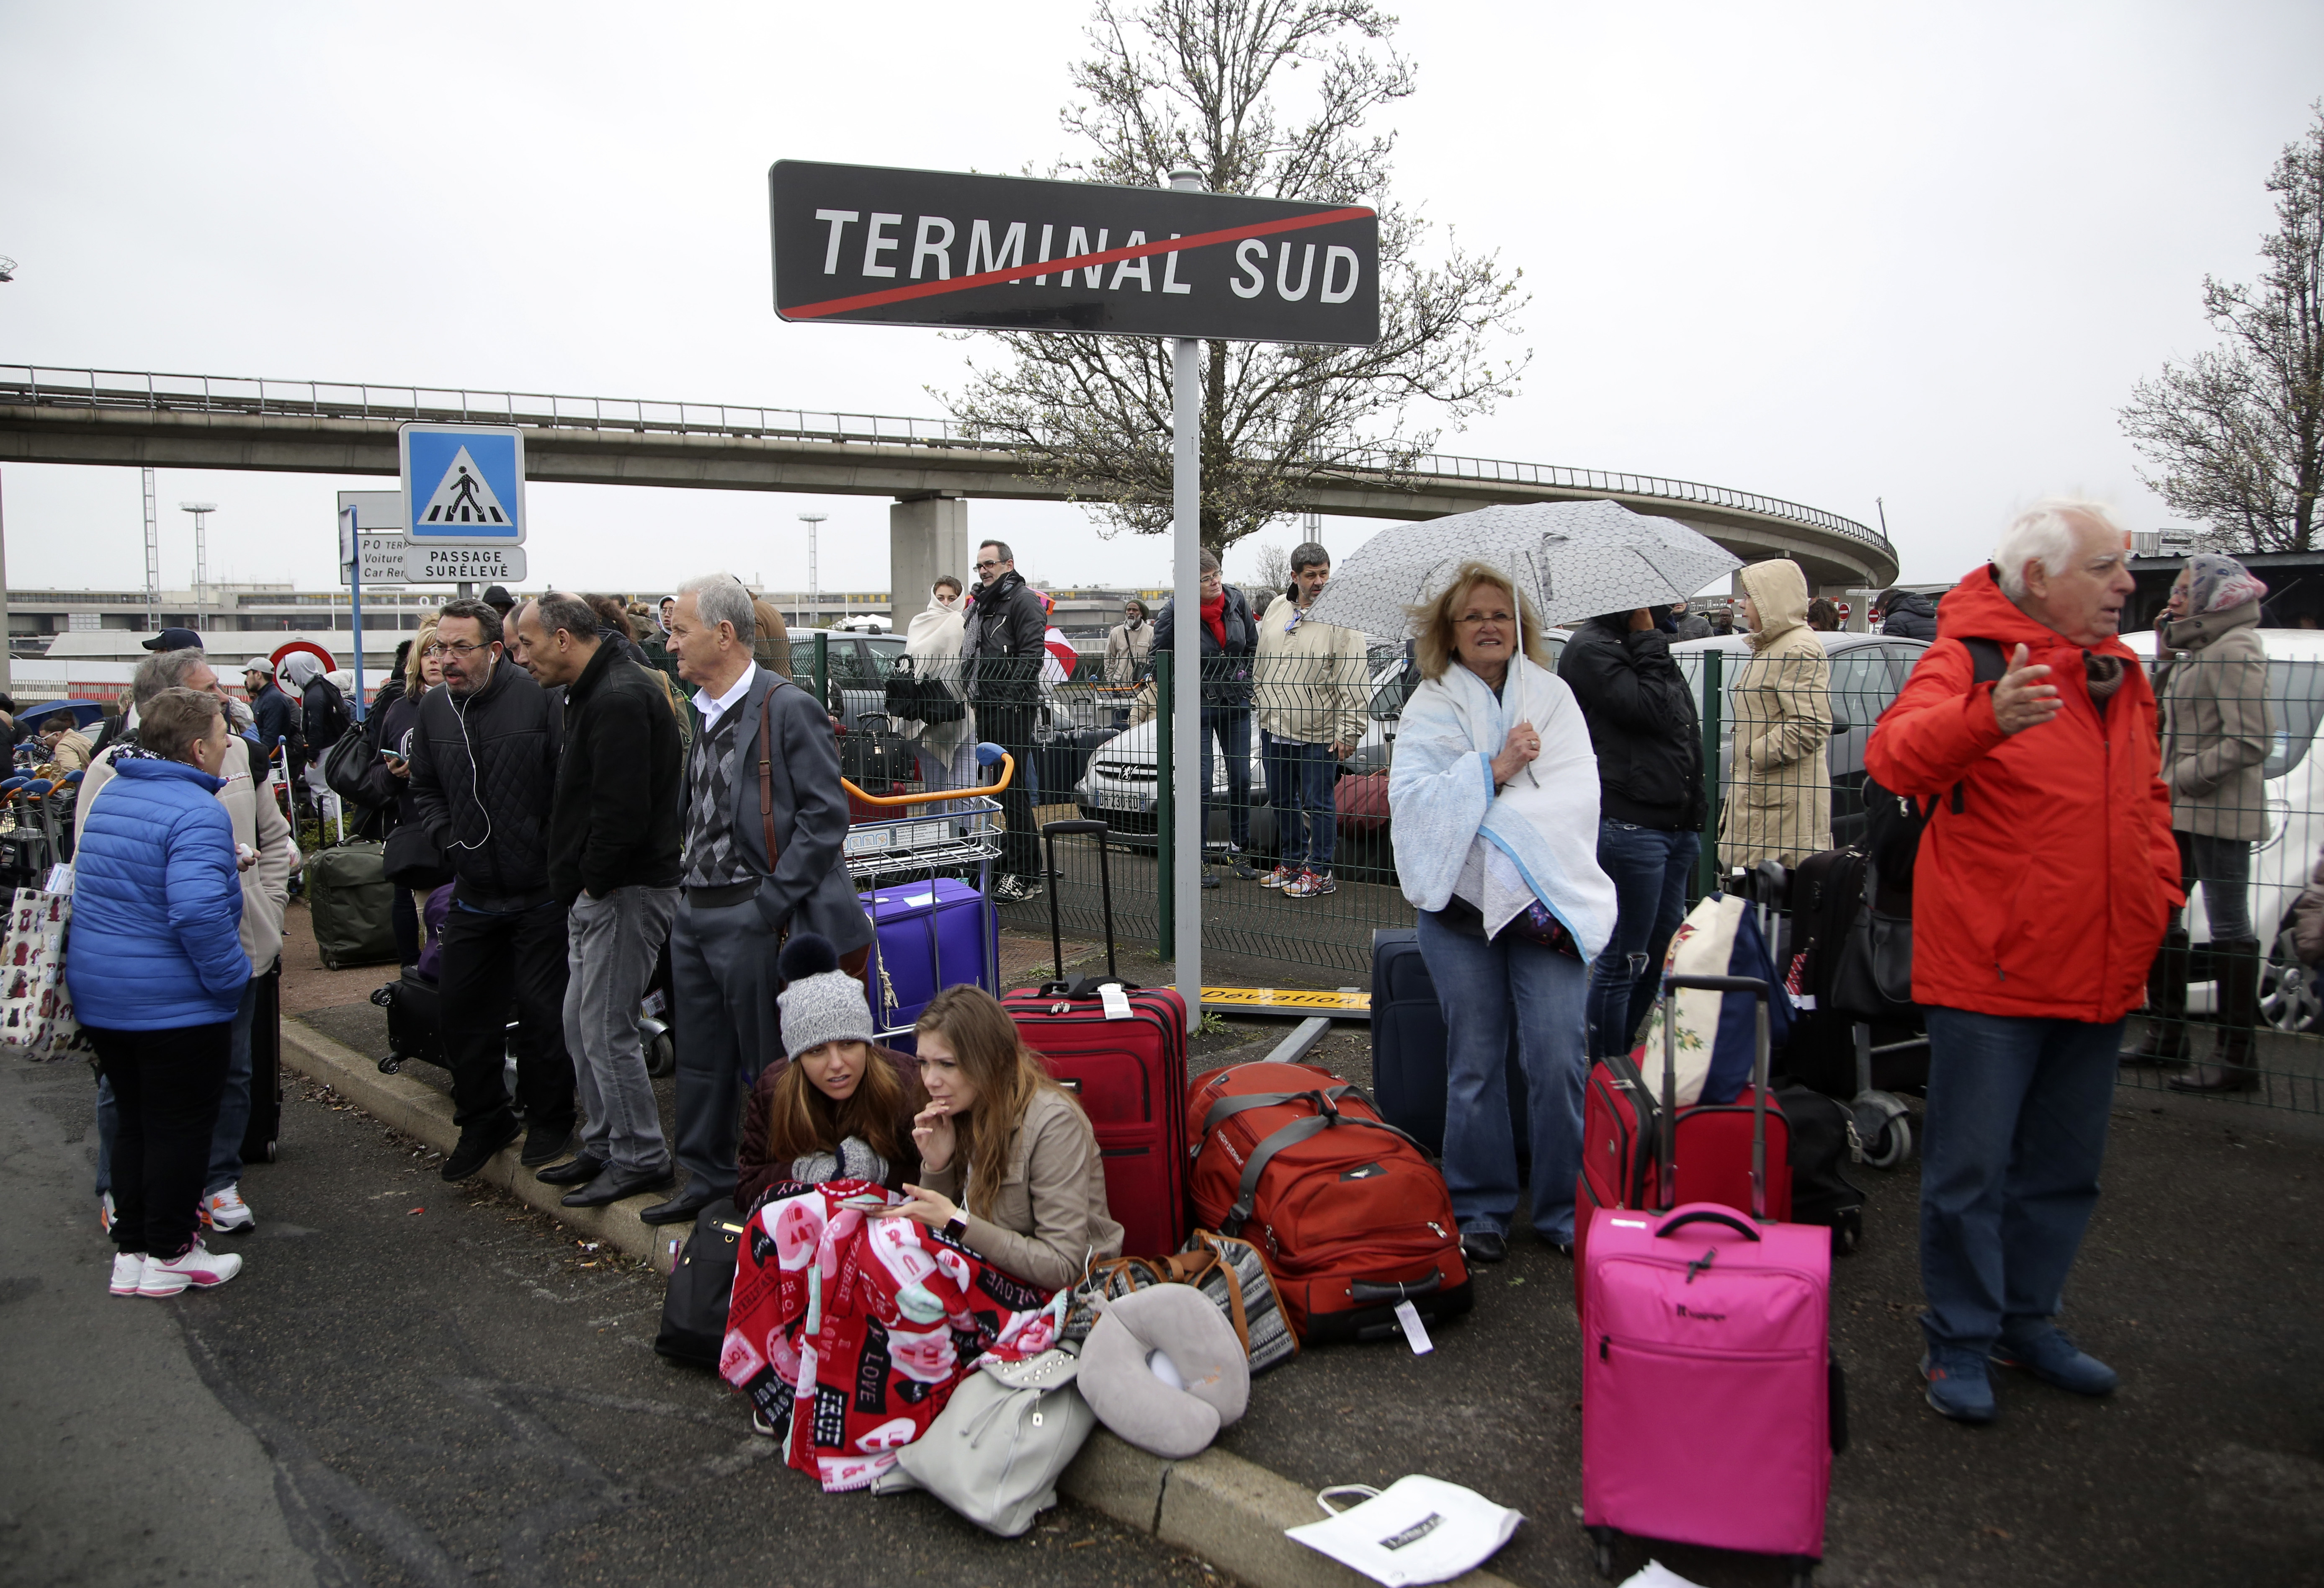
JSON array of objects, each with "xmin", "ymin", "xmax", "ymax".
[
  {"xmin": 812, "ymin": 631, "xmax": 829, "ymax": 714},
  {"xmin": 1156, "ymin": 651, "xmax": 1174, "ymax": 960},
  {"xmin": 1696, "ymin": 647, "xmax": 1724, "ymax": 900}
]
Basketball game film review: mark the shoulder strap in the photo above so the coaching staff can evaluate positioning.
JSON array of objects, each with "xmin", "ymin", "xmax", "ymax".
[
  {"xmin": 1940, "ymin": 639, "xmax": 2012, "ymax": 816},
  {"xmin": 757, "ymin": 676, "xmax": 790, "ymax": 873}
]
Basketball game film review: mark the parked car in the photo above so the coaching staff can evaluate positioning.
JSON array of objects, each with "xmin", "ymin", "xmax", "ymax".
[
  {"xmin": 2120, "ymin": 627, "xmax": 2324, "ymax": 1031},
  {"xmin": 1673, "ymin": 630, "xmax": 1929, "ymax": 853}
]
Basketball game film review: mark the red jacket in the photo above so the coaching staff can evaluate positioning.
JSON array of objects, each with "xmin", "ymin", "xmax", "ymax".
[{"xmin": 1863, "ymin": 566, "xmax": 2181, "ymax": 1022}]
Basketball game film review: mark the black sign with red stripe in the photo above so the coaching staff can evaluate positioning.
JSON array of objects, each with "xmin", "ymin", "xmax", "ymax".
[{"xmin": 768, "ymin": 160, "xmax": 1379, "ymax": 345}]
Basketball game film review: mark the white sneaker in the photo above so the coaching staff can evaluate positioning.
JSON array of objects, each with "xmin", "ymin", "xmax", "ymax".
[
  {"xmin": 204, "ymin": 1184, "xmax": 256, "ymax": 1232},
  {"xmin": 109, "ymin": 1252, "xmax": 146, "ymax": 1296},
  {"xmin": 99, "ymin": 1191, "xmax": 115, "ymax": 1235},
  {"xmin": 138, "ymin": 1243, "xmax": 242, "ymax": 1297}
]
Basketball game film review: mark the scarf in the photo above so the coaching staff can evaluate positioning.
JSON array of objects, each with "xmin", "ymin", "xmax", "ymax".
[
  {"xmin": 2182, "ymin": 553, "xmax": 2268, "ymax": 616},
  {"xmin": 1200, "ymin": 592, "xmax": 1227, "ymax": 647}
]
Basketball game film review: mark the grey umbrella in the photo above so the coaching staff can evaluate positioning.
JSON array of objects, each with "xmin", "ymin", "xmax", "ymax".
[{"xmin": 1302, "ymin": 499, "xmax": 1743, "ymax": 641}]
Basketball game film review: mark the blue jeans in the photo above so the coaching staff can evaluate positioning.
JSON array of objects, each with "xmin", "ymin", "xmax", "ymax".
[
  {"xmin": 97, "ymin": 975, "xmax": 260, "ymax": 1199},
  {"xmin": 1586, "ymin": 820, "xmax": 1700, "ymax": 1059},
  {"xmin": 1200, "ymin": 706, "xmax": 1252, "ymax": 850},
  {"xmin": 1415, "ymin": 909, "xmax": 1590, "ymax": 1243},
  {"xmin": 1919, "ymin": 1006, "xmax": 2121, "ymax": 1354},
  {"xmin": 1262, "ymin": 733, "xmax": 1339, "ymax": 871}
]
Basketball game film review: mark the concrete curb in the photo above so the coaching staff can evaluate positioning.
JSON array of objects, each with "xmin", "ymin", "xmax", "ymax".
[{"xmin": 278, "ymin": 1016, "xmax": 1520, "ymax": 1588}]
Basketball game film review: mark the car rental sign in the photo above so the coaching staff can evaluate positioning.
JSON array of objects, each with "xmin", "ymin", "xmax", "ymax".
[{"xmin": 768, "ymin": 160, "xmax": 1379, "ymax": 346}]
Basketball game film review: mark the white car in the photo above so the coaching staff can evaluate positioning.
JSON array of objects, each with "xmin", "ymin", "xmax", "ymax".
[{"xmin": 2120, "ymin": 628, "xmax": 2324, "ymax": 1030}]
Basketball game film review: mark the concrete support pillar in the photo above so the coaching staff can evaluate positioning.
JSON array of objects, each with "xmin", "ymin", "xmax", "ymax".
[{"xmin": 889, "ymin": 495, "xmax": 969, "ymax": 632}]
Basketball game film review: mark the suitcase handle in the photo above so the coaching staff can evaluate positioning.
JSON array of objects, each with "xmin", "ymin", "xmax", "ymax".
[
  {"xmin": 1657, "ymin": 970, "xmax": 1775, "ymax": 1221},
  {"xmin": 1349, "ymin": 1273, "xmax": 1443, "ymax": 1305},
  {"xmin": 1039, "ymin": 819, "xmax": 1119, "ymax": 995},
  {"xmin": 1654, "ymin": 1208, "xmax": 1762, "ymax": 1243}
]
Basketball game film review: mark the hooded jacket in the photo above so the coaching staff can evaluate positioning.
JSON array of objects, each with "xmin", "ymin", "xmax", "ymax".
[
  {"xmin": 281, "ymin": 652, "xmax": 349, "ymax": 753},
  {"xmin": 65, "ymin": 758, "xmax": 249, "ymax": 1029},
  {"xmin": 407, "ymin": 656, "xmax": 563, "ymax": 910},
  {"xmin": 1558, "ymin": 613, "xmax": 1706, "ymax": 830},
  {"xmin": 1881, "ymin": 591, "xmax": 1940, "ymax": 640},
  {"xmin": 1863, "ymin": 564, "xmax": 2180, "ymax": 1021},
  {"xmin": 2155, "ymin": 599, "xmax": 2272, "ymax": 843},
  {"xmin": 961, "ymin": 569, "xmax": 1049, "ymax": 709},
  {"xmin": 547, "ymin": 639, "xmax": 685, "ymax": 905},
  {"xmin": 1718, "ymin": 560, "xmax": 1832, "ymax": 868}
]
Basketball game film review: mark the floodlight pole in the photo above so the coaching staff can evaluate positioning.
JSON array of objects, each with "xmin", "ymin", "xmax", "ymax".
[
  {"xmin": 800, "ymin": 513, "xmax": 827, "ymax": 627},
  {"xmin": 179, "ymin": 502, "xmax": 216, "ymax": 631},
  {"xmin": 1169, "ymin": 168, "xmax": 1204, "ymax": 1032}
]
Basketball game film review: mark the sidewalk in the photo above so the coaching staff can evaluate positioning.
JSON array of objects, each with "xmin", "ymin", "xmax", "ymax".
[{"xmin": 275, "ymin": 901, "xmax": 2324, "ymax": 1585}]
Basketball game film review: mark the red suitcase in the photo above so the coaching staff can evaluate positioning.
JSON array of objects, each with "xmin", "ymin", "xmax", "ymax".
[
  {"xmin": 1001, "ymin": 820, "xmax": 1189, "ymax": 1260},
  {"xmin": 1574, "ymin": 972, "xmax": 1792, "ymax": 1310}
]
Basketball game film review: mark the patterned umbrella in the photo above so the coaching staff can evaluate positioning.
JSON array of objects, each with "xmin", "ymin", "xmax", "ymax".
[{"xmin": 1302, "ymin": 499, "xmax": 1743, "ymax": 640}]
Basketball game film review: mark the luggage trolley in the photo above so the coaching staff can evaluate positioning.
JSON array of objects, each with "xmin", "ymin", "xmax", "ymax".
[{"xmin": 840, "ymin": 753, "xmax": 1014, "ymax": 1046}]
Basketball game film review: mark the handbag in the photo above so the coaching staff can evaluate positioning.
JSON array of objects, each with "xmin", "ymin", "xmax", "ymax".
[
  {"xmin": 651, "ymin": 1203, "xmax": 748, "ymax": 1368},
  {"xmin": 1063, "ymin": 1230, "xmax": 1299, "ymax": 1374},
  {"xmin": 885, "ymin": 658, "xmax": 966, "ymax": 727},
  {"xmin": 380, "ymin": 820, "xmax": 453, "ymax": 890},
  {"xmin": 322, "ymin": 730, "xmax": 397, "ymax": 809},
  {"xmin": 0, "ymin": 886, "xmax": 94, "ymax": 1063},
  {"xmin": 869, "ymin": 1348, "xmax": 1094, "ymax": 1536}
]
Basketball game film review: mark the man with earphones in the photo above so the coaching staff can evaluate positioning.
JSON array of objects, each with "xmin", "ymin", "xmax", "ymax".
[{"xmin": 407, "ymin": 597, "xmax": 576, "ymax": 1181}]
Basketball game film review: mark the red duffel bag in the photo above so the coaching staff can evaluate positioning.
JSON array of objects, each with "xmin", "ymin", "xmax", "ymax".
[
  {"xmin": 1334, "ymin": 769, "xmax": 1390, "ymax": 835},
  {"xmin": 1186, "ymin": 1061, "xmax": 1471, "ymax": 1343}
]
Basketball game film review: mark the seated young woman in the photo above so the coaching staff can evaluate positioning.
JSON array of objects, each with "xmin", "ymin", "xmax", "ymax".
[
  {"xmin": 874, "ymin": 985, "xmax": 1123, "ymax": 1293},
  {"xmin": 733, "ymin": 935, "xmax": 919, "ymax": 1213}
]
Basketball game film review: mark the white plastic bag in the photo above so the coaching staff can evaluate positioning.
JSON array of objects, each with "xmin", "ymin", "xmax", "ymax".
[{"xmin": 1284, "ymin": 1477, "xmax": 1524, "ymax": 1587}]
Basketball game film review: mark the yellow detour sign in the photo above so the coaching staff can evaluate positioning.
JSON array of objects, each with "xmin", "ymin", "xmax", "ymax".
[{"xmin": 1201, "ymin": 987, "xmax": 1371, "ymax": 1014}]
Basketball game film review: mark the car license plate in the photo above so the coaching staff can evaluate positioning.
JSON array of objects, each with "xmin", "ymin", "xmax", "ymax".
[{"xmin": 1096, "ymin": 789, "xmax": 1143, "ymax": 813}]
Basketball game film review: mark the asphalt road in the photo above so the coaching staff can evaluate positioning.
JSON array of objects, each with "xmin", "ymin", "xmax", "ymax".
[{"xmin": 0, "ymin": 1057, "xmax": 1218, "ymax": 1588}]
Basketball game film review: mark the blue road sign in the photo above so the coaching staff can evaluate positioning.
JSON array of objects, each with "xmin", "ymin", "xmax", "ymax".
[{"xmin": 399, "ymin": 423, "xmax": 526, "ymax": 544}]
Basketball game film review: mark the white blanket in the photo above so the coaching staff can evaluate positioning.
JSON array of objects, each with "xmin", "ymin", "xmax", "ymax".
[{"xmin": 1388, "ymin": 655, "xmax": 1617, "ymax": 960}]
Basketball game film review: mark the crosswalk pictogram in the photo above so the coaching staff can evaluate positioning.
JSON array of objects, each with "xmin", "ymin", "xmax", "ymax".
[{"xmin": 416, "ymin": 446, "xmax": 511, "ymax": 526}]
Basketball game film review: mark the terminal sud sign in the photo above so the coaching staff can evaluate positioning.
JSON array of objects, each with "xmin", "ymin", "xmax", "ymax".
[{"xmin": 768, "ymin": 160, "xmax": 1379, "ymax": 345}]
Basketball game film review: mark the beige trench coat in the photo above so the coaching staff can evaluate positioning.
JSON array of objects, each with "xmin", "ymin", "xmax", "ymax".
[
  {"xmin": 1718, "ymin": 559, "xmax": 1832, "ymax": 869},
  {"xmin": 2156, "ymin": 601, "xmax": 2272, "ymax": 842}
]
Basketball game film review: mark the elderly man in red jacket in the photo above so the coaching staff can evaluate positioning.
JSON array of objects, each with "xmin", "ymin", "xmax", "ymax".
[{"xmin": 1865, "ymin": 498, "xmax": 2179, "ymax": 1426}]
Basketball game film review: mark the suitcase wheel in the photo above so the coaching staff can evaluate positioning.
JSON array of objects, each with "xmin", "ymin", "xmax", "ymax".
[
  {"xmin": 379, "ymin": 1055, "xmax": 404, "ymax": 1075},
  {"xmin": 1854, "ymin": 1091, "xmax": 1912, "ymax": 1170},
  {"xmin": 1834, "ymin": 1209, "xmax": 1863, "ymax": 1255},
  {"xmin": 262, "ymin": 1139, "xmax": 278, "ymax": 1163},
  {"xmin": 644, "ymin": 1028, "xmax": 675, "ymax": 1079},
  {"xmin": 1587, "ymin": 1527, "xmax": 1618, "ymax": 1580}
]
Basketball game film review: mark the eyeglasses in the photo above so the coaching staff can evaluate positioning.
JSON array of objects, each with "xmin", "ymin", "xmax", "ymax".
[
  {"xmin": 420, "ymin": 640, "xmax": 489, "ymax": 658},
  {"xmin": 974, "ymin": 559, "xmax": 1005, "ymax": 572},
  {"xmin": 1454, "ymin": 613, "xmax": 1514, "ymax": 626}
]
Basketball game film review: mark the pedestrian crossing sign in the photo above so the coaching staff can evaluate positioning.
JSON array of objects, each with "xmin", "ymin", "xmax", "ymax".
[{"xmin": 398, "ymin": 423, "xmax": 526, "ymax": 544}]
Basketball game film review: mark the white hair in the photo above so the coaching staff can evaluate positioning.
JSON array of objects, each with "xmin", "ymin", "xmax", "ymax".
[
  {"xmin": 675, "ymin": 573, "xmax": 755, "ymax": 643},
  {"xmin": 1992, "ymin": 498, "xmax": 2126, "ymax": 600}
]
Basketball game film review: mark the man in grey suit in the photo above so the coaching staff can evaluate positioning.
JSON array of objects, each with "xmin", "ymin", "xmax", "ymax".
[{"xmin": 639, "ymin": 574, "xmax": 873, "ymax": 1226}]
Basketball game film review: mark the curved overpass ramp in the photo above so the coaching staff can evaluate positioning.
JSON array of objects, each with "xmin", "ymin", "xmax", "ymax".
[{"xmin": 0, "ymin": 366, "xmax": 1896, "ymax": 589}]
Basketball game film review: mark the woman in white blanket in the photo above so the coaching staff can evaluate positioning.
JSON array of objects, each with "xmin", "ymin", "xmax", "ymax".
[{"xmin": 1387, "ymin": 562, "xmax": 1616, "ymax": 1266}]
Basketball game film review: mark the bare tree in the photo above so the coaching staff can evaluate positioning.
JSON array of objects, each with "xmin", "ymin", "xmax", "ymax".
[
  {"xmin": 1247, "ymin": 539, "xmax": 1294, "ymax": 596},
  {"xmin": 2122, "ymin": 106, "xmax": 2324, "ymax": 552},
  {"xmin": 944, "ymin": 0, "xmax": 1529, "ymax": 557}
]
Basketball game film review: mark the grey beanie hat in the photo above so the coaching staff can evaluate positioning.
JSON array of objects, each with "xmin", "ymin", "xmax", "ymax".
[{"xmin": 776, "ymin": 934, "xmax": 876, "ymax": 1060}]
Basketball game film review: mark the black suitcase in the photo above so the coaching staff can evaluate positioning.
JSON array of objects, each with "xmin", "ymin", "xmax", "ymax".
[
  {"xmin": 840, "ymin": 713, "xmax": 914, "ymax": 795},
  {"xmin": 1368, "ymin": 928, "xmax": 1527, "ymax": 1162},
  {"xmin": 372, "ymin": 968, "xmax": 449, "ymax": 1073},
  {"xmin": 239, "ymin": 960, "xmax": 283, "ymax": 1164}
]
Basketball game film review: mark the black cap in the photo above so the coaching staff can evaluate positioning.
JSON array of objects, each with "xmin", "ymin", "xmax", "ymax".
[
  {"xmin": 142, "ymin": 627, "xmax": 204, "ymax": 652},
  {"xmin": 481, "ymin": 585, "xmax": 515, "ymax": 610}
]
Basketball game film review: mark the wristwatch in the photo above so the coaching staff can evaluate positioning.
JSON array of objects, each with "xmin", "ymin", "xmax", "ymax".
[{"xmin": 943, "ymin": 1210, "xmax": 969, "ymax": 1240}]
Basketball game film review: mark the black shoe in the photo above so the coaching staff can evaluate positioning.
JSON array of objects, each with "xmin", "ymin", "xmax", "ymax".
[
  {"xmin": 639, "ymin": 1185, "xmax": 721, "ymax": 1227},
  {"xmin": 519, "ymin": 1121, "xmax": 576, "ymax": 1168},
  {"xmin": 534, "ymin": 1153, "xmax": 608, "ymax": 1187},
  {"xmin": 1201, "ymin": 872, "xmax": 1221, "ymax": 889},
  {"xmin": 440, "ymin": 1116, "xmax": 522, "ymax": 1182},
  {"xmin": 1460, "ymin": 1229, "xmax": 1508, "ymax": 1265},
  {"xmin": 1231, "ymin": 860, "xmax": 1264, "ymax": 881},
  {"xmin": 561, "ymin": 1165, "xmax": 677, "ymax": 1209}
]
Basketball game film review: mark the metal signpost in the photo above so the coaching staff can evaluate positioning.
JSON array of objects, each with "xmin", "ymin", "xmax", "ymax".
[
  {"xmin": 770, "ymin": 160, "xmax": 1380, "ymax": 1028},
  {"xmin": 337, "ymin": 504, "xmax": 368, "ymax": 720}
]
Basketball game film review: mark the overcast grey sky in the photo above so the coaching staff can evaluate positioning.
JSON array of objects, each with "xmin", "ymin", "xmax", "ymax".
[{"xmin": 3, "ymin": 0, "xmax": 2319, "ymax": 601}]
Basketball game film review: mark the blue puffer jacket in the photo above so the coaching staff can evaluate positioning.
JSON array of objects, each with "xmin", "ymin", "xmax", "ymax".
[{"xmin": 65, "ymin": 758, "xmax": 248, "ymax": 1030}]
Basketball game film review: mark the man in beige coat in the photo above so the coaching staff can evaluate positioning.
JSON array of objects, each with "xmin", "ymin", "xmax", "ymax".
[
  {"xmin": 2124, "ymin": 553, "xmax": 2273, "ymax": 1091},
  {"xmin": 1253, "ymin": 543, "xmax": 1369, "ymax": 896},
  {"xmin": 1718, "ymin": 559, "xmax": 1833, "ymax": 870},
  {"xmin": 82, "ymin": 647, "xmax": 295, "ymax": 1234}
]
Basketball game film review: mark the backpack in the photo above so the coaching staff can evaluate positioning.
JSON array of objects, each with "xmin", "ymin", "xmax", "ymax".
[
  {"xmin": 1860, "ymin": 637, "xmax": 2006, "ymax": 891},
  {"xmin": 1186, "ymin": 1061, "xmax": 1471, "ymax": 1343},
  {"xmin": 308, "ymin": 677, "xmax": 353, "ymax": 748}
]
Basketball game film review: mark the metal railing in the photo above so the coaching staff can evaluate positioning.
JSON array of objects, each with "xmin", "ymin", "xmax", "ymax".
[{"xmin": 0, "ymin": 363, "xmax": 1890, "ymax": 554}]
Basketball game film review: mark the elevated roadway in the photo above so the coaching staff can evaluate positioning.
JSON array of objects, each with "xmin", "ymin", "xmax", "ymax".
[{"xmin": 0, "ymin": 364, "xmax": 1896, "ymax": 589}]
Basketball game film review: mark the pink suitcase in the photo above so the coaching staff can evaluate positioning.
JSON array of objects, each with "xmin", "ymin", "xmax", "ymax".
[{"xmin": 1580, "ymin": 972, "xmax": 1839, "ymax": 1585}]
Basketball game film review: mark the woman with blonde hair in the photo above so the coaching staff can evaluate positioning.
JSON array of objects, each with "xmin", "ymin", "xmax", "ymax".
[
  {"xmin": 378, "ymin": 622, "xmax": 447, "ymax": 962},
  {"xmin": 1386, "ymin": 561, "xmax": 1614, "ymax": 1265},
  {"xmin": 875, "ymin": 985, "xmax": 1121, "ymax": 1291}
]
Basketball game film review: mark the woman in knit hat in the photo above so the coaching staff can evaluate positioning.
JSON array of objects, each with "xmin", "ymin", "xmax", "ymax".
[
  {"xmin": 734, "ymin": 934, "xmax": 920, "ymax": 1212},
  {"xmin": 875, "ymin": 985, "xmax": 1123, "ymax": 1291}
]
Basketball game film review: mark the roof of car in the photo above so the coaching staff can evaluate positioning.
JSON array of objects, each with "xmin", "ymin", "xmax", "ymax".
[{"xmin": 1672, "ymin": 630, "xmax": 1920, "ymax": 655}]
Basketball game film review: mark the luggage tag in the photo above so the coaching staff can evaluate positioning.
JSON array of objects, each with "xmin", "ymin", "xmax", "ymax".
[
  {"xmin": 1099, "ymin": 983, "xmax": 1134, "ymax": 1021},
  {"xmin": 1392, "ymin": 1299, "xmax": 1434, "ymax": 1356},
  {"xmin": 44, "ymin": 864, "xmax": 72, "ymax": 895}
]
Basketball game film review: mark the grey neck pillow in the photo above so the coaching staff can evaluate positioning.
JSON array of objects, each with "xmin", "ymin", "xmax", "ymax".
[{"xmin": 1077, "ymin": 1285, "xmax": 1250, "ymax": 1459}]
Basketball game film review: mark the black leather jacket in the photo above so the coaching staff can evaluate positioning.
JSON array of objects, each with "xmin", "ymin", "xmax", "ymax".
[
  {"xmin": 408, "ymin": 659, "xmax": 563, "ymax": 909},
  {"xmin": 962, "ymin": 570, "xmax": 1049, "ymax": 709},
  {"xmin": 1557, "ymin": 614, "xmax": 1706, "ymax": 831}
]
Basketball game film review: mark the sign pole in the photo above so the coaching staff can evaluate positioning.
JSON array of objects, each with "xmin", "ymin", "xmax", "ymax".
[
  {"xmin": 1169, "ymin": 169, "xmax": 1203, "ymax": 1033},
  {"xmin": 341, "ymin": 505, "xmax": 367, "ymax": 722}
]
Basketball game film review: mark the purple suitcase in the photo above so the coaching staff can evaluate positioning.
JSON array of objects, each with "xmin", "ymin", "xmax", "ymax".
[{"xmin": 859, "ymin": 878, "xmax": 998, "ymax": 1046}]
